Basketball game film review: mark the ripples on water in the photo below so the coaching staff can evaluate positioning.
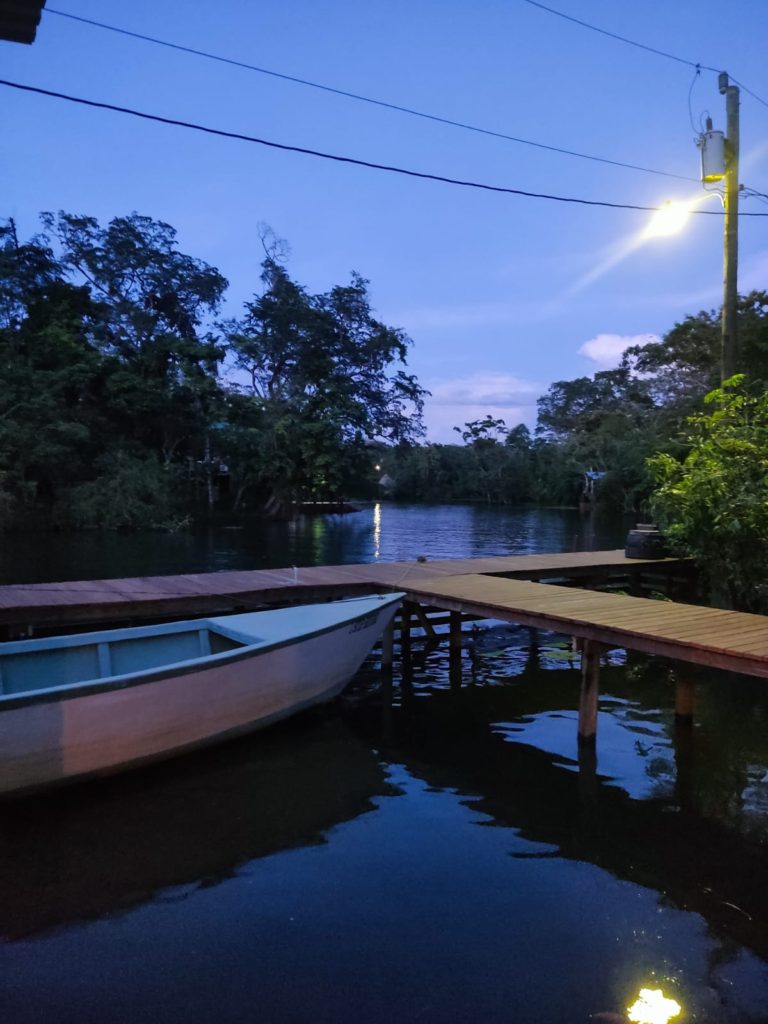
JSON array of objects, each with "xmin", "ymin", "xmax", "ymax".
[
  {"xmin": 0, "ymin": 502, "xmax": 626, "ymax": 583},
  {"xmin": 1, "ymin": 505, "xmax": 768, "ymax": 1022}
]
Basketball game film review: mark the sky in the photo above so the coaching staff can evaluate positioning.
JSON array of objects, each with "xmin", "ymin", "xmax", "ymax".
[{"xmin": 2, "ymin": 0, "xmax": 767, "ymax": 441}]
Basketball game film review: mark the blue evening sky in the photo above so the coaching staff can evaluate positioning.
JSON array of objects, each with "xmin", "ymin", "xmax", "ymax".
[{"xmin": 2, "ymin": 0, "xmax": 767, "ymax": 440}]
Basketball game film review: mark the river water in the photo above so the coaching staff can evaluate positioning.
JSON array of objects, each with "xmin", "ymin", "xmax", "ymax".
[{"xmin": 1, "ymin": 504, "xmax": 768, "ymax": 1023}]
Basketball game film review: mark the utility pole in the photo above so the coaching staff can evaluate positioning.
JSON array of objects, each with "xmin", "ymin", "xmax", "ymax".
[{"xmin": 720, "ymin": 72, "xmax": 740, "ymax": 381}]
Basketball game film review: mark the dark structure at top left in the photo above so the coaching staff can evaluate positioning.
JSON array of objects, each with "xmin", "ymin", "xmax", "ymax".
[{"xmin": 0, "ymin": 0, "xmax": 46, "ymax": 43}]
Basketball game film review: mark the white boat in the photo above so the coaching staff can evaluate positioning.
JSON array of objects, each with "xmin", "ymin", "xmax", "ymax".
[{"xmin": 0, "ymin": 592, "xmax": 402, "ymax": 797}]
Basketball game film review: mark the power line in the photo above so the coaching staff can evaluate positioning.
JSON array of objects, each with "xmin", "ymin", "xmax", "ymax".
[
  {"xmin": 521, "ymin": 0, "xmax": 716, "ymax": 70},
  {"xmin": 4, "ymin": 78, "xmax": 768, "ymax": 216},
  {"xmin": 729, "ymin": 75, "xmax": 768, "ymax": 111},
  {"xmin": 521, "ymin": 0, "xmax": 768, "ymax": 110},
  {"xmin": 44, "ymin": 6, "xmax": 697, "ymax": 183}
]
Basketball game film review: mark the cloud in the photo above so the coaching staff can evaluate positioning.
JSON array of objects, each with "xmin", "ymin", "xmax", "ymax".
[
  {"xmin": 578, "ymin": 332, "xmax": 661, "ymax": 369},
  {"xmin": 423, "ymin": 373, "xmax": 543, "ymax": 442},
  {"xmin": 429, "ymin": 373, "xmax": 543, "ymax": 407}
]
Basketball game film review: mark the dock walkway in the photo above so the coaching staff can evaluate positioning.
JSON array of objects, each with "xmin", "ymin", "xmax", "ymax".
[
  {"xmin": 403, "ymin": 573, "xmax": 768, "ymax": 679},
  {"xmin": 1, "ymin": 548, "xmax": 763, "ymax": 748},
  {"xmin": 0, "ymin": 549, "xmax": 681, "ymax": 628}
]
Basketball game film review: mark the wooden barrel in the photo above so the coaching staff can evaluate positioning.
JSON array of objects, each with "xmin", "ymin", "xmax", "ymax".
[{"xmin": 625, "ymin": 528, "xmax": 668, "ymax": 559}]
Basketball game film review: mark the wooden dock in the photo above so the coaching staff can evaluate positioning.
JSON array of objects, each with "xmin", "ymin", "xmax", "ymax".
[
  {"xmin": 1, "ymin": 548, "xmax": 764, "ymax": 749},
  {"xmin": 402, "ymin": 573, "xmax": 768, "ymax": 679},
  {"xmin": 0, "ymin": 549, "xmax": 684, "ymax": 629}
]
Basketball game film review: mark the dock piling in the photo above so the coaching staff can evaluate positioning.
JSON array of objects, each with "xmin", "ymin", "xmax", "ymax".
[
  {"xmin": 578, "ymin": 639, "xmax": 604, "ymax": 747},
  {"xmin": 381, "ymin": 620, "xmax": 394, "ymax": 677},
  {"xmin": 674, "ymin": 672, "xmax": 696, "ymax": 724}
]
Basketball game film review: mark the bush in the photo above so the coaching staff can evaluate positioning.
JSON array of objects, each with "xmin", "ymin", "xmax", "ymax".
[
  {"xmin": 63, "ymin": 451, "xmax": 184, "ymax": 530},
  {"xmin": 649, "ymin": 376, "xmax": 768, "ymax": 611}
]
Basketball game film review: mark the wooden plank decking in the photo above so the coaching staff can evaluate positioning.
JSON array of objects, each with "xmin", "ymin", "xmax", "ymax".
[
  {"xmin": 0, "ymin": 547, "xmax": 765, "ymax": 679},
  {"xmin": 0, "ymin": 550, "xmax": 682, "ymax": 627},
  {"xmin": 402, "ymin": 574, "xmax": 768, "ymax": 679}
]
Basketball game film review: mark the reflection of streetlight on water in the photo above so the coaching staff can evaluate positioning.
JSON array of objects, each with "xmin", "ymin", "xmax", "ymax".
[
  {"xmin": 626, "ymin": 987, "xmax": 682, "ymax": 1024},
  {"xmin": 373, "ymin": 502, "xmax": 381, "ymax": 560}
]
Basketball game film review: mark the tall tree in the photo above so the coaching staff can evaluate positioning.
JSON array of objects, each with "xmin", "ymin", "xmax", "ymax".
[
  {"xmin": 0, "ymin": 221, "xmax": 107, "ymax": 522},
  {"xmin": 42, "ymin": 212, "xmax": 228, "ymax": 473},
  {"xmin": 226, "ymin": 258, "xmax": 427, "ymax": 508}
]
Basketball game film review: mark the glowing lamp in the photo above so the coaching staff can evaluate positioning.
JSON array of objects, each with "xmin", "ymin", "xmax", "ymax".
[{"xmin": 643, "ymin": 200, "xmax": 692, "ymax": 238}]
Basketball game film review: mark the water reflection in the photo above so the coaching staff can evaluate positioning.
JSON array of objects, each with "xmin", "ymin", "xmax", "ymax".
[
  {"xmin": 0, "ymin": 503, "xmax": 631, "ymax": 584},
  {"xmin": 348, "ymin": 646, "xmax": 768, "ymax": 966},
  {"xmin": 627, "ymin": 988, "xmax": 682, "ymax": 1024},
  {"xmin": 0, "ymin": 718, "xmax": 394, "ymax": 941},
  {"xmin": 373, "ymin": 501, "xmax": 381, "ymax": 560}
]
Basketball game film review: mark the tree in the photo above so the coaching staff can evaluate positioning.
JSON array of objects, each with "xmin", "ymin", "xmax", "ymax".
[
  {"xmin": 453, "ymin": 416, "xmax": 508, "ymax": 447},
  {"xmin": 42, "ymin": 212, "xmax": 228, "ymax": 480},
  {"xmin": 0, "ymin": 221, "xmax": 108, "ymax": 523},
  {"xmin": 649, "ymin": 376, "xmax": 768, "ymax": 612},
  {"xmin": 535, "ymin": 368, "xmax": 658, "ymax": 509},
  {"xmin": 225, "ymin": 258, "xmax": 427, "ymax": 508}
]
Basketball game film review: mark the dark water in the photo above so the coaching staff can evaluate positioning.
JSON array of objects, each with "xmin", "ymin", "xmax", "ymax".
[
  {"xmin": 0, "ymin": 502, "xmax": 625, "ymax": 583},
  {"xmin": 1, "ymin": 505, "xmax": 768, "ymax": 1023}
]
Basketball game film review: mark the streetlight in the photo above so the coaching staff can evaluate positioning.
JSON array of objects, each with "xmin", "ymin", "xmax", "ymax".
[{"xmin": 642, "ymin": 200, "xmax": 694, "ymax": 239}]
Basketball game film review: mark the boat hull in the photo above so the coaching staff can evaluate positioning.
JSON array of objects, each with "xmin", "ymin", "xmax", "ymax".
[{"xmin": 0, "ymin": 597, "xmax": 399, "ymax": 796}]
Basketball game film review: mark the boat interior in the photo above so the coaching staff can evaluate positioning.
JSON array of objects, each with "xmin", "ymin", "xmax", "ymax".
[{"xmin": 0, "ymin": 626, "xmax": 250, "ymax": 697}]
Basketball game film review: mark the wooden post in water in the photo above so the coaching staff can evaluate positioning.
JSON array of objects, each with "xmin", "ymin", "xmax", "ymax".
[
  {"xmin": 381, "ymin": 620, "xmax": 394, "ymax": 678},
  {"xmin": 412, "ymin": 603, "xmax": 437, "ymax": 640},
  {"xmin": 674, "ymin": 671, "xmax": 696, "ymax": 725},
  {"xmin": 449, "ymin": 611, "xmax": 462, "ymax": 654},
  {"xmin": 578, "ymin": 639, "xmax": 602, "ymax": 747},
  {"xmin": 399, "ymin": 603, "xmax": 414, "ymax": 701},
  {"xmin": 449, "ymin": 610, "xmax": 462, "ymax": 692},
  {"xmin": 400, "ymin": 604, "xmax": 412, "ymax": 664},
  {"xmin": 523, "ymin": 626, "xmax": 540, "ymax": 677}
]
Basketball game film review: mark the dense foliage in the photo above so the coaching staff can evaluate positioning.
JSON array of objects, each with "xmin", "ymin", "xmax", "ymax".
[
  {"xmin": 650, "ymin": 378, "xmax": 768, "ymax": 612},
  {"xmin": 3, "ymin": 209, "xmax": 767, "ymax": 536},
  {"xmin": 0, "ymin": 213, "xmax": 426, "ymax": 528},
  {"xmin": 383, "ymin": 298, "xmax": 759, "ymax": 509}
]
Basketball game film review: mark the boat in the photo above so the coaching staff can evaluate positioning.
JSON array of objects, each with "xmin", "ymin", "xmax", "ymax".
[{"xmin": 0, "ymin": 592, "xmax": 403, "ymax": 797}]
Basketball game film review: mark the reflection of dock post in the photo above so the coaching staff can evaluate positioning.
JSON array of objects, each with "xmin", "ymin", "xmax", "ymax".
[
  {"xmin": 577, "ymin": 639, "xmax": 602, "ymax": 747},
  {"xmin": 672, "ymin": 670, "xmax": 696, "ymax": 811},
  {"xmin": 577, "ymin": 741, "xmax": 599, "ymax": 809},
  {"xmin": 379, "ymin": 622, "xmax": 395, "ymax": 743},
  {"xmin": 524, "ymin": 627, "xmax": 541, "ymax": 676},
  {"xmin": 449, "ymin": 610, "xmax": 462, "ymax": 692},
  {"xmin": 673, "ymin": 710, "xmax": 695, "ymax": 813}
]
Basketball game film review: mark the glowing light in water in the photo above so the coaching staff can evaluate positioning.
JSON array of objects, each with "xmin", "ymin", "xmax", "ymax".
[
  {"xmin": 373, "ymin": 502, "xmax": 381, "ymax": 560},
  {"xmin": 627, "ymin": 988, "xmax": 682, "ymax": 1024}
]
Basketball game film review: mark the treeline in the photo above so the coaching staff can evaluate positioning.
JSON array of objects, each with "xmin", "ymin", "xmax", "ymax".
[
  {"xmin": 383, "ymin": 292, "xmax": 768, "ymax": 511},
  {"xmin": 3, "ymin": 210, "xmax": 767, "ymax": 531},
  {"xmin": 0, "ymin": 213, "xmax": 426, "ymax": 529}
]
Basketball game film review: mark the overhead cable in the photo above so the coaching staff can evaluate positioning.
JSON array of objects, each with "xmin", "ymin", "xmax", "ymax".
[
  {"xmin": 45, "ymin": 6, "xmax": 696, "ymax": 182},
  {"xmin": 521, "ymin": 0, "xmax": 768, "ymax": 110},
  {"xmin": 520, "ymin": 0, "xmax": 717, "ymax": 69},
  {"xmin": 728, "ymin": 76, "xmax": 768, "ymax": 111},
  {"xmin": 4, "ymin": 78, "xmax": 768, "ymax": 216}
]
